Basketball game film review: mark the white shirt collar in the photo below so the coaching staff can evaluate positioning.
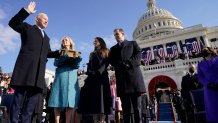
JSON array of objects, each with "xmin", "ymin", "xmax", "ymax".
[{"xmin": 36, "ymin": 25, "xmax": 43, "ymax": 31}]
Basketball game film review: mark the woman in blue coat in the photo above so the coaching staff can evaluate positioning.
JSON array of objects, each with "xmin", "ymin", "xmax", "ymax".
[
  {"xmin": 197, "ymin": 47, "xmax": 218, "ymax": 122},
  {"xmin": 48, "ymin": 36, "xmax": 82, "ymax": 123}
]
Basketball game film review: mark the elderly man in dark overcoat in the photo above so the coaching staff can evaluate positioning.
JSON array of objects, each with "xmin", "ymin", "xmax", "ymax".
[
  {"xmin": 181, "ymin": 64, "xmax": 203, "ymax": 123},
  {"xmin": 109, "ymin": 28, "xmax": 146, "ymax": 123},
  {"xmin": 8, "ymin": 2, "xmax": 59, "ymax": 123}
]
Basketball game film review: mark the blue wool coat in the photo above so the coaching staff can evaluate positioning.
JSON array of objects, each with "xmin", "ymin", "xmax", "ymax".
[{"xmin": 48, "ymin": 55, "xmax": 82, "ymax": 108}]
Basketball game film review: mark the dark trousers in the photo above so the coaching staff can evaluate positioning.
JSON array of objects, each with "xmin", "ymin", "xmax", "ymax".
[
  {"xmin": 9, "ymin": 87, "xmax": 41, "ymax": 123},
  {"xmin": 120, "ymin": 94, "xmax": 142, "ymax": 123},
  {"xmin": 184, "ymin": 102, "xmax": 195, "ymax": 123}
]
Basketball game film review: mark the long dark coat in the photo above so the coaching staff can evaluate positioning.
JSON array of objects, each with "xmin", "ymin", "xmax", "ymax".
[
  {"xmin": 109, "ymin": 40, "xmax": 146, "ymax": 96},
  {"xmin": 8, "ymin": 8, "xmax": 58, "ymax": 90},
  {"xmin": 181, "ymin": 73, "xmax": 203, "ymax": 105},
  {"xmin": 79, "ymin": 49, "xmax": 112, "ymax": 114}
]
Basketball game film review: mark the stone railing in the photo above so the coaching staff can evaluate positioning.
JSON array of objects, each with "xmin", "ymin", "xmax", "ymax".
[{"xmin": 142, "ymin": 58, "xmax": 202, "ymax": 72}]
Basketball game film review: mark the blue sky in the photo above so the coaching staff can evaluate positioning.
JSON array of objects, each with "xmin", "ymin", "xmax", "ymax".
[{"xmin": 0, "ymin": 0, "xmax": 218, "ymax": 73}]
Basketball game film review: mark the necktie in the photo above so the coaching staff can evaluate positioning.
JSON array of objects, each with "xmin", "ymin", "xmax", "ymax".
[{"xmin": 41, "ymin": 29, "xmax": 44, "ymax": 37}]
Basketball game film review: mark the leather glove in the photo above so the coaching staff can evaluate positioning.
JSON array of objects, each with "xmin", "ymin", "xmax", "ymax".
[
  {"xmin": 120, "ymin": 62, "xmax": 131, "ymax": 70},
  {"xmin": 123, "ymin": 62, "xmax": 130, "ymax": 69}
]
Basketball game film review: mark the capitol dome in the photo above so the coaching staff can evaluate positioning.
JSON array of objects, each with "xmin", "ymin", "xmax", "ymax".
[{"xmin": 133, "ymin": 0, "xmax": 183, "ymax": 40}]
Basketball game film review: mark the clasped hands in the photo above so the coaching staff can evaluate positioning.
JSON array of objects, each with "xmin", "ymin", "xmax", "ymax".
[{"xmin": 118, "ymin": 61, "xmax": 131, "ymax": 70}]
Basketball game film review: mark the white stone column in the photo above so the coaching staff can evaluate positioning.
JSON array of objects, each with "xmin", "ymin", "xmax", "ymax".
[
  {"xmin": 196, "ymin": 37, "xmax": 200, "ymax": 43},
  {"xmin": 176, "ymin": 41, "xmax": 181, "ymax": 52},
  {"xmin": 181, "ymin": 39, "xmax": 189, "ymax": 59},
  {"xmin": 203, "ymin": 35, "xmax": 210, "ymax": 47},
  {"xmin": 151, "ymin": 46, "xmax": 154, "ymax": 59},
  {"xmin": 181, "ymin": 40, "xmax": 186, "ymax": 52},
  {"xmin": 163, "ymin": 44, "xmax": 167, "ymax": 56}
]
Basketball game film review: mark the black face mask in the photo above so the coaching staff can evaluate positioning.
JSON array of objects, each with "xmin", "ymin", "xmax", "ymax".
[
  {"xmin": 189, "ymin": 68, "xmax": 195, "ymax": 73},
  {"xmin": 201, "ymin": 50, "xmax": 210, "ymax": 58}
]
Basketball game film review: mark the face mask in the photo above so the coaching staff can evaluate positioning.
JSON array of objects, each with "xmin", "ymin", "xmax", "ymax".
[
  {"xmin": 189, "ymin": 68, "xmax": 195, "ymax": 73},
  {"xmin": 201, "ymin": 50, "xmax": 210, "ymax": 58}
]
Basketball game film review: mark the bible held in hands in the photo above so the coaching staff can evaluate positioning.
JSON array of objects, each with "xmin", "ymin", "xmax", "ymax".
[{"xmin": 60, "ymin": 49, "xmax": 81, "ymax": 58}]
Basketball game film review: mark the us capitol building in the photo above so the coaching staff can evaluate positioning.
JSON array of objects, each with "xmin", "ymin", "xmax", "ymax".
[
  {"xmin": 45, "ymin": 0, "xmax": 218, "ymax": 98},
  {"xmin": 128, "ymin": 0, "xmax": 217, "ymax": 97}
]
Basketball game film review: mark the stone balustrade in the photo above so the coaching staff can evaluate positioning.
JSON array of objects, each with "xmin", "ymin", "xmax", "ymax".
[{"xmin": 142, "ymin": 58, "xmax": 202, "ymax": 72}]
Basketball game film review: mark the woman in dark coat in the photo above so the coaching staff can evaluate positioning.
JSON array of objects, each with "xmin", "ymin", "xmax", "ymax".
[{"xmin": 79, "ymin": 37, "xmax": 112, "ymax": 122}]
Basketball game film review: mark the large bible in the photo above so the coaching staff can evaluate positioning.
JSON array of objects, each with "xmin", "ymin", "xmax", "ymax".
[{"xmin": 60, "ymin": 49, "xmax": 81, "ymax": 58}]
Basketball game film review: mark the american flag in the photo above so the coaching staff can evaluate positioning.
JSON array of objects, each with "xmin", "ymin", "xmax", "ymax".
[
  {"xmin": 185, "ymin": 37, "xmax": 204, "ymax": 55},
  {"xmin": 186, "ymin": 42, "xmax": 193, "ymax": 55},
  {"xmin": 199, "ymin": 38, "xmax": 205, "ymax": 48},
  {"xmin": 141, "ymin": 48, "xmax": 152, "ymax": 65},
  {"xmin": 158, "ymin": 47, "xmax": 165, "ymax": 58},
  {"xmin": 186, "ymin": 41, "xmax": 202, "ymax": 55},
  {"xmin": 166, "ymin": 45, "xmax": 178, "ymax": 58},
  {"xmin": 146, "ymin": 50, "xmax": 152, "ymax": 64},
  {"xmin": 158, "ymin": 47, "xmax": 165, "ymax": 63},
  {"xmin": 192, "ymin": 41, "xmax": 201, "ymax": 53}
]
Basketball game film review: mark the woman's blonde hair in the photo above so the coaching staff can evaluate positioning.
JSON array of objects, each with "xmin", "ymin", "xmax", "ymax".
[{"xmin": 61, "ymin": 36, "xmax": 75, "ymax": 50}]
